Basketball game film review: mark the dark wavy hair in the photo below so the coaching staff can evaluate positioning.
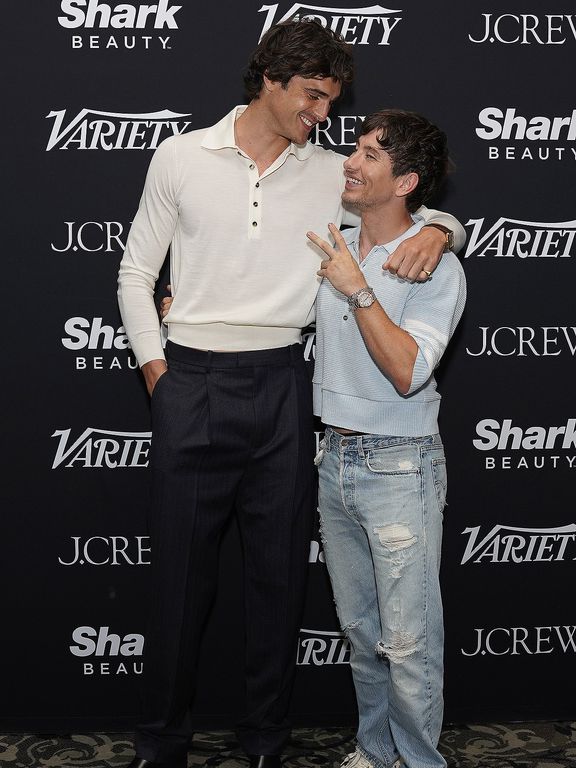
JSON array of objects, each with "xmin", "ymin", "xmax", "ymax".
[
  {"xmin": 244, "ymin": 20, "xmax": 354, "ymax": 100},
  {"xmin": 360, "ymin": 109, "xmax": 450, "ymax": 212}
]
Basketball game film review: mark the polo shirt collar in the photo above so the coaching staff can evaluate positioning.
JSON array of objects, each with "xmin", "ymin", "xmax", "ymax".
[
  {"xmin": 201, "ymin": 105, "xmax": 315, "ymax": 160},
  {"xmin": 346, "ymin": 214, "xmax": 425, "ymax": 258}
]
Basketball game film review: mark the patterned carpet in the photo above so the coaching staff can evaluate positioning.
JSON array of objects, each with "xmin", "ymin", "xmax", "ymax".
[{"xmin": 2, "ymin": 723, "xmax": 576, "ymax": 768}]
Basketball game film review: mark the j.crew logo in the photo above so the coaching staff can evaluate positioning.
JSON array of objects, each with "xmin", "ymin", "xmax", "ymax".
[
  {"xmin": 258, "ymin": 4, "xmax": 402, "ymax": 45},
  {"xmin": 58, "ymin": 536, "xmax": 152, "ymax": 566},
  {"xmin": 469, "ymin": 13, "xmax": 576, "ymax": 45},
  {"xmin": 462, "ymin": 626, "xmax": 576, "ymax": 656},
  {"xmin": 466, "ymin": 328, "xmax": 576, "ymax": 357}
]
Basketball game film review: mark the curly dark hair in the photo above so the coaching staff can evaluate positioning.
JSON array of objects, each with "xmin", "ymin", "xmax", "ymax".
[
  {"xmin": 360, "ymin": 109, "xmax": 450, "ymax": 212},
  {"xmin": 244, "ymin": 20, "xmax": 354, "ymax": 100}
]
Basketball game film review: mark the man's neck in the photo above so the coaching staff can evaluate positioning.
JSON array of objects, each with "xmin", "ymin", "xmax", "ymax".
[
  {"xmin": 358, "ymin": 206, "xmax": 414, "ymax": 261},
  {"xmin": 234, "ymin": 101, "xmax": 291, "ymax": 174}
]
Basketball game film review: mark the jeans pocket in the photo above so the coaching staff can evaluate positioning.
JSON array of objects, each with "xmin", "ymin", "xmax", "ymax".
[
  {"xmin": 431, "ymin": 456, "xmax": 447, "ymax": 514},
  {"xmin": 365, "ymin": 443, "xmax": 420, "ymax": 475}
]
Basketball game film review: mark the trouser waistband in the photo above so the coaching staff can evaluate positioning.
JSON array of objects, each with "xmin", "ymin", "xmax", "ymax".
[
  {"xmin": 323, "ymin": 426, "xmax": 442, "ymax": 452},
  {"xmin": 166, "ymin": 340, "xmax": 303, "ymax": 368}
]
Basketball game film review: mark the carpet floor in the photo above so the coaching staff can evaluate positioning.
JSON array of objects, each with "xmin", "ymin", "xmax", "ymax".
[{"xmin": 2, "ymin": 723, "xmax": 576, "ymax": 768}]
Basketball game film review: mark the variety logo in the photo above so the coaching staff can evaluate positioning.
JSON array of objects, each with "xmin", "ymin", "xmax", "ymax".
[
  {"xmin": 61, "ymin": 317, "xmax": 138, "ymax": 371},
  {"xmin": 475, "ymin": 107, "xmax": 576, "ymax": 161},
  {"xmin": 45, "ymin": 108, "xmax": 191, "ymax": 151},
  {"xmin": 52, "ymin": 428, "xmax": 151, "ymax": 469},
  {"xmin": 58, "ymin": 535, "xmax": 152, "ymax": 565},
  {"xmin": 70, "ymin": 625, "xmax": 144, "ymax": 675},
  {"xmin": 461, "ymin": 625, "xmax": 576, "ymax": 656},
  {"xmin": 258, "ymin": 4, "xmax": 403, "ymax": 45},
  {"xmin": 311, "ymin": 115, "xmax": 365, "ymax": 148},
  {"xmin": 466, "ymin": 327, "xmax": 576, "ymax": 357},
  {"xmin": 58, "ymin": 0, "xmax": 182, "ymax": 50},
  {"xmin": 464, "ymin": 218, "xmax": 576, "ymax": 259},
  {"xmin": 469, "ymin": 13, "xmax": 576, "ymax": 45},
  {"xmin": 52, "ymin": 221, "xmax": 128, "ymax": 253},
  {"xmin": 472, "ymin": 418, "xmax": 576, "ymax": 470},
  {"xmin": 461, "ymin": 524, "xmax": 576, "ymax": 564},
  {"xmin": 297, "ymin": 628, "xmax": 350, "ymax": 665}
]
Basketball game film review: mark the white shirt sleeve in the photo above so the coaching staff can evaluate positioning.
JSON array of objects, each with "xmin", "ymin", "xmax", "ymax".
[{"xmin": 117, "ymin": 137, "xmax": 179, "ymax": 367}]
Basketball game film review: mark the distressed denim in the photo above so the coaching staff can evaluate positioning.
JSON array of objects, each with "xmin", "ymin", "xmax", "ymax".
[{"xmin": 318, "ymin": 429, "xmax": 447, "ymax": 768}]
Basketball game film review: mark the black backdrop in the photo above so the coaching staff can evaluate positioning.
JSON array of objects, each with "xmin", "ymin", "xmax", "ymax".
[{"xmin": 2, "ymin": 0, "xmax": 576, "ymax": 731}]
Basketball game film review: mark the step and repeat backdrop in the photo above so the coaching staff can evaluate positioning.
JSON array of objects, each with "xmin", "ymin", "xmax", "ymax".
[{"xmin": 2, "ymin": 0, "xmax": 575, "ymax": 731}]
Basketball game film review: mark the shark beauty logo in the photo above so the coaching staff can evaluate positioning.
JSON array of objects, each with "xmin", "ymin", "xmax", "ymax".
[
  {"xmin": 475, "ymin": 107, "xmax": 576, "ymax": 161},
  {"xmin": 58, "ymin": 0, "xmax": 182, "ymax": 51}
]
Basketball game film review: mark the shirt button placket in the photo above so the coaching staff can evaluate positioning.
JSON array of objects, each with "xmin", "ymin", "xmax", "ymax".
[{"xmin": 248, "ymin": 161, "xmax": 261, "ymax": 238}]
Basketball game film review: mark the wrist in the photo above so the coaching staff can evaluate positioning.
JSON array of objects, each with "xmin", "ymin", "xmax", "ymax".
[
  {"xmin": 344, "ymin": 278, "xmax": 368, "ymax": 298},
  {"xmin": 142, "ymin": 359, "xmax": 168, "ymax": 388},
  {"xmin": 347, "ymin": 286, "xmax": 376, "ymax": 311},
  {"xmin": 423, "ymin": 223, "xmax": 454, "ymax": 253}
]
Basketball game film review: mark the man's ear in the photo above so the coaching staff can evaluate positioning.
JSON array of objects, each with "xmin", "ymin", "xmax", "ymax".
[
  {"xmin": 263, "ymin": 73, "xmax": 279, "ymax": 92},
  {"xmin": 395, "ymin": 172, "xmax": 419, "ymax": 199}
]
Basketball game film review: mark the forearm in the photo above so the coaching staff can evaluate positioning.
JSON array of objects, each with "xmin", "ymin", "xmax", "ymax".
[
  {"xmin": 354, "ymin": 302, "xmax": 418, "ymax": 395},
  {"xmin": 118, "ymin": 263, "xmax": 165, "ymax": 367}
]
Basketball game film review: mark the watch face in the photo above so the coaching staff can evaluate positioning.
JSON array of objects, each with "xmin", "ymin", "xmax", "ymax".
[{"xmin": 358, "ymin": 289, "xmax": 375, "ymax": 307}]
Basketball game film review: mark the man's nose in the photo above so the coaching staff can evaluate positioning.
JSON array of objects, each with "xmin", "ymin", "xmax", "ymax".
[
  {"xmin": 344, "ymin": 151, "xmax": 359, "ymax": 171},
  {"xmin": 314, "ymin": 100, "xmax": 331, "ymax": 122}
]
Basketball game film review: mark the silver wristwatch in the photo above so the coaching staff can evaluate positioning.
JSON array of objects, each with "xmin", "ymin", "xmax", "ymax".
[{"xmin": 347, "ymin": 286, "xmax": 376, "ymax": 311}]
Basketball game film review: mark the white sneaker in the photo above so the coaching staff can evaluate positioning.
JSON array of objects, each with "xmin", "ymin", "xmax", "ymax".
[
  {"xmin": 340, "ymin": 752, "xmax": 402, "ymax": 768},
  {"xmin": 340, "ymin": 751, "xmax": 375, "ymax": 768}
]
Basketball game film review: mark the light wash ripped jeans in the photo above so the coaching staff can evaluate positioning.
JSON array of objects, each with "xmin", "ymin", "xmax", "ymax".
[{"xmin": 317, "ymin": 428, "xmax": 447, "ymax": 768}]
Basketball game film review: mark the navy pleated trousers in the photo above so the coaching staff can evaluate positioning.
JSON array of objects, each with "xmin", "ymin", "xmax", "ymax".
[{"xmin": 135, "ymin": 341, "xmax": 315, "ymax": 766}]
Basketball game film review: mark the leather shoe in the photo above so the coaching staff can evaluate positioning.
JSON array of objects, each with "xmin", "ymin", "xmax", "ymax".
[{"xmin": 248, "ymin": 756, "xmax": 281, "ymax": 768}]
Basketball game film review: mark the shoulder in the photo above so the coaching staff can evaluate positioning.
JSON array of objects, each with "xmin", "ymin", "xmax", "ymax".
[
  {"xmin": 416, "ymin": 252, "xmax": 466, "ymax": 302},
  {"xmin": 305, "ymin": 143, "xmax": 346, "ymax": 168},
  {"xmin": 437, "ymin": 251, "xmax": 466, "ymax": 282},
  {"xmin": 169, "ymin": 126, "xmax": 210, "ymax": 152},
  {"xmin": 148, "ymin": 128, "xmax": 209, "ymax": 172}
]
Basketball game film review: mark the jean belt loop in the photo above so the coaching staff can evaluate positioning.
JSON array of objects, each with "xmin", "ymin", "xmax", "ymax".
[
  {"xmin": 357, "ymin": 436, "xmax": 365, "ymax": 459},
  {"xmin": 324, "ymin": 427, "xmax": 332, "ymax": 452}
]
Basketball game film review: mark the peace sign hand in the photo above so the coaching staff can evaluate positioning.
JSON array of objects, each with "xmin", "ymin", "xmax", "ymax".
[{"xmin": 307, "ymin": 223, "xmax": 368, "ymax": 297}]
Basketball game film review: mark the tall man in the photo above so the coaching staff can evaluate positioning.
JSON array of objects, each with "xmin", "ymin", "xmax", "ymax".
[
  {"xmin": 308, "ymin": 110, "xmax": 466, "ymax": 768},
  {"xmin": 118, "ymin": 21, "xmax": 464, "ymax": 768}
]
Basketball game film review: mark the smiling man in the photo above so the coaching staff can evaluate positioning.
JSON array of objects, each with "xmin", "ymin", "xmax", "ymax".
[
  {"xmin": 118, "ymin": 21, "xmax": 464, "ymax": 768},
  {"xmin": 308, "ymin": 110, "xmax": 467, "ymax": 768}
]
